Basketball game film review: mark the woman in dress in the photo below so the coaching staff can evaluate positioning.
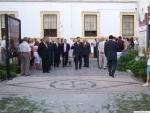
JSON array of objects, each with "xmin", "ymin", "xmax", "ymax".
[{"xmin": 33, "ymin": 41, "xmax": 41, "ymax": 70}]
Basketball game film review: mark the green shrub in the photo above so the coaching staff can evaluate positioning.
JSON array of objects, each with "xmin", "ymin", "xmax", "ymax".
[
  {"xmin": 130, "ymin": 58, "xmax": 147, "ymax": 81},
  {"xmin": 0, "ymin": 59, "xmax": 19, "ymax": 80},
  {"xmin": 0, "ymin": 70, "xmax": 17, "ymax": 80},
  {"xmin": 0, "ymin": 70, "xmax": 7, "ymax": 80},
  {"xmin": 117, "ymin": 50, "xmax": 138, "ymax": 71},
  {"xmin": 117, "ymin": 50, "xmax": 147, "ymax": 81},
  {"xmin": 0, "ymin": 64, "xmax": 6, "ymax": 70},
  {"xmin": 10, "ymin": 71, "xmax": 17, "ymax": 78},
  {"xmin": 0, "ymin": 63, "xmax": 20, "ymax": 74},
  {"xmin": 10, "ymin": 63, "xmax": 20, "ymax": 74}
]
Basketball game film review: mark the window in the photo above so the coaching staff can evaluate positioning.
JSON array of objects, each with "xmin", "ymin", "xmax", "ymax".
[
  {"xmin": 0, "ymin": 13, "xmax": 16, "ymax": 39},
  {"xmin": 84, "ymin": 15, "xmax": 97, "ymax": 37},
  {"xmin": 43, "ymin": 14, "xmax": 57, "ymax": 37},
  {"xmin": 122, "ymin": 15, "xmax": 134, "ymax": 37}
]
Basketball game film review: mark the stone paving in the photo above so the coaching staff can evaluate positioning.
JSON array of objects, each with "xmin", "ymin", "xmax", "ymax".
[{"xmin": 0, "ymin": 59, "xmax": 150, "ymax": 112}]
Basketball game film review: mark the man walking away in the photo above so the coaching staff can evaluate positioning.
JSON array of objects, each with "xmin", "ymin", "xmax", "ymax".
[
  {"xmin": 62, "ymin": 39, "xmax": 70, "ymax": 67},
  {"xmin": 18, "ymin": 37, "xmax": 31, "ymax": 76},
  {"xmin": 104, "ymin": 35, "xmax": 119, "ymax": 78}
]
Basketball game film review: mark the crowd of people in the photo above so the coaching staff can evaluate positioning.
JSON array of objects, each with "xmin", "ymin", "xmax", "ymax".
[
  {"xmin": 17, "ymin": 35, "xmax": 139, "ymax": 77},
  {"xmin": 18, "ymin": 37, "xmax": 71, "ymax": 75},
  {"xmin": 4, "ymin": 34, "xmax": 150, "ymax": 87}
]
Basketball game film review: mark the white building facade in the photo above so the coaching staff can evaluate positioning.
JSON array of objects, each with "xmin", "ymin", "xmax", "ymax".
[{"xmin": 0, "ymin": 0, "xmax": 138, "ymax": 42}]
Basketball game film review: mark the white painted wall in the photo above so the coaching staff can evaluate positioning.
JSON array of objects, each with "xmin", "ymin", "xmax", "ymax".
[
  {"xmin": 0, "ymin": 2, "xmax": 137, "ymax": 40},
  {"xmin": 138, "ymin": 0, "xmax": 149, "ymax": 13}
]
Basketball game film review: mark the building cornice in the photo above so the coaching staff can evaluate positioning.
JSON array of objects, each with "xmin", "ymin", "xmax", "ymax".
[{"xmin": 0, "ymin": 0, "xmax": 137, "ymax": 3}]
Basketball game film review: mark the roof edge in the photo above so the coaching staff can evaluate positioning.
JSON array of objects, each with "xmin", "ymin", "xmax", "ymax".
[{"xmin": 0, "ymin": 0, "xmax": 138, "ymax": 3}]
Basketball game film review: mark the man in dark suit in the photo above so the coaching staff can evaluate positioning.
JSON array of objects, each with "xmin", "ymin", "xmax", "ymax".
[
  {"xmin": 38, "ymin": 36, "xmax": 50, "ymax": 73},
  {"xmin": 94, "ymin": 38, "xmax": 98, "ymax": 58},
  {"xmin": 83, "ymin": 39, "xmax": 91, "ymax": 67},
  {"xmin": 49, "ymin": 40, "xmax": 55, "ymax": 67},
  {"xmin": 73, "ymin": 37, "xmax": 83, "ymax": 70},
  {"xmin": 47, "ymin": 38, "xmax": 53, "ymax": 71},
  {"xmin": 96, "ymin": 38, "xmax": 100, "ymax": 68},
  {"xmin": 61, "ymin": 39, "xmax": 70, "ymax": 67},
  {"xmin": 54, "ymin": 38, "xmax": 61, "ymax": 68},
  {"xmin": 104, "ymin": 35, "xmax": 119, "ymax": 78}
]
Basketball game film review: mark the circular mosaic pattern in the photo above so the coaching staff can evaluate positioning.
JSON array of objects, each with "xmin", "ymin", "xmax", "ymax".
[{"xmin": 50, "ymin": 80, "xmax": 97, "ymax": 90}]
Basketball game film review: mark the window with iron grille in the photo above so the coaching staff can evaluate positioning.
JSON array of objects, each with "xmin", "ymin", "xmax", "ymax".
[
  {"xmin": 122, "ymin": 15, "xmax": 134, "ymax": 37},
  {"xmin": 84, "ymin": 15, "xmax": 97, "ymax": 37},
  {"xmin": 43, "ymin": 14, "xmax": 57, "ymax": 37}
]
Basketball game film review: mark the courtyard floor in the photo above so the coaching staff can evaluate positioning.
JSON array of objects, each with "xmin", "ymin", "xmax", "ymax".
[{"xmin": 0, "ymin": 60, "xmax": 150, "ymax": 113}]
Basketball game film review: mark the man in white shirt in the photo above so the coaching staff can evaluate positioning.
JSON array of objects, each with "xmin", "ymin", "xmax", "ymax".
[
  {"xmin": 18, "ymin": 37, "xmax": 31, "ymax": 76},
  {"xmin": 98, "ymin": 37, "xmax": 107, "ymax": 69},
  {"xmin": 134, "ymin": 38, "xmax": 139, "ymax": 50}
]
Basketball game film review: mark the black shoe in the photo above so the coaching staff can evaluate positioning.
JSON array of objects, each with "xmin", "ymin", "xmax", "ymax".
[
  {"xmin": 111, "ymin": 73, "xmax": 115, "ymax": 78},
  {"xmin": 7, "ymin": 77, "xmax": 13, "ymax": 80},
  {"xmin": 46, "ymin": 70, "xmax": 50, "ymax": 73},
  {"xmin": 75, "ymin": 66, "xmax": 78, "ymax": 70},
  {"xmin": 99, "ymin": 67, "xmax": 102, "ymax": 69},
  {"xmin": 103, "ymin": 67, "xmax": 107, "ymax": 70},
  {"xmin": 109, "ymin": 73, "xmax": 112, "ymax": 77},
  {"xmin": 26, "ymin": 74, "xmax": 31, "ymax": 76}
]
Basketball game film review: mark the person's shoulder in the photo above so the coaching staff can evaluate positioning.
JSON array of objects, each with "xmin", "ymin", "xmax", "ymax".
[
  {"xmin": 39, "ymin": 42, "xmax": 43, "ymax": 45},
  {"xmin": 88, "ymin": 43, "xmax": 90, "ymax": 46},
  {"xmin": 81, "ymin": 42, "xmax": 84, "ymax": 46},
  {"xmin": 39, "ymin": 42, "xmax": 45, "ymax": 47},
  {"xmin": 105, "ymin": 41, "xmax": 109, "ymax": 44},
  {"xmin": 111, "ymin": 40, "xmax": 117, "ymax": 44},
  {"xmin": 74, "ymin": 43, "xmax": 77, "ymax": 45},
  {"xmin": 20, "ymin": 41, "xmax": 25, "ymax": 45}
]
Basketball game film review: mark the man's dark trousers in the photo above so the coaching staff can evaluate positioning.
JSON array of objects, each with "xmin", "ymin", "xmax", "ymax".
[
  {"xmin": 108, "ymin": 60, "xmax": 117, "ymax": 77},
  {"xmin": 83, "ymin": 55, "xmax": 89, "ymax": 67},
  {"xmin": 75, "ymin": 56, "xmax": 82, "ymax": 69},
  {"xmin": 42, "ymin": 57, "xmax": 50, "ymax": 73},
  {"xmin": 62, "ymin": 52, "xmax": 69, "ymax": 67}
]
